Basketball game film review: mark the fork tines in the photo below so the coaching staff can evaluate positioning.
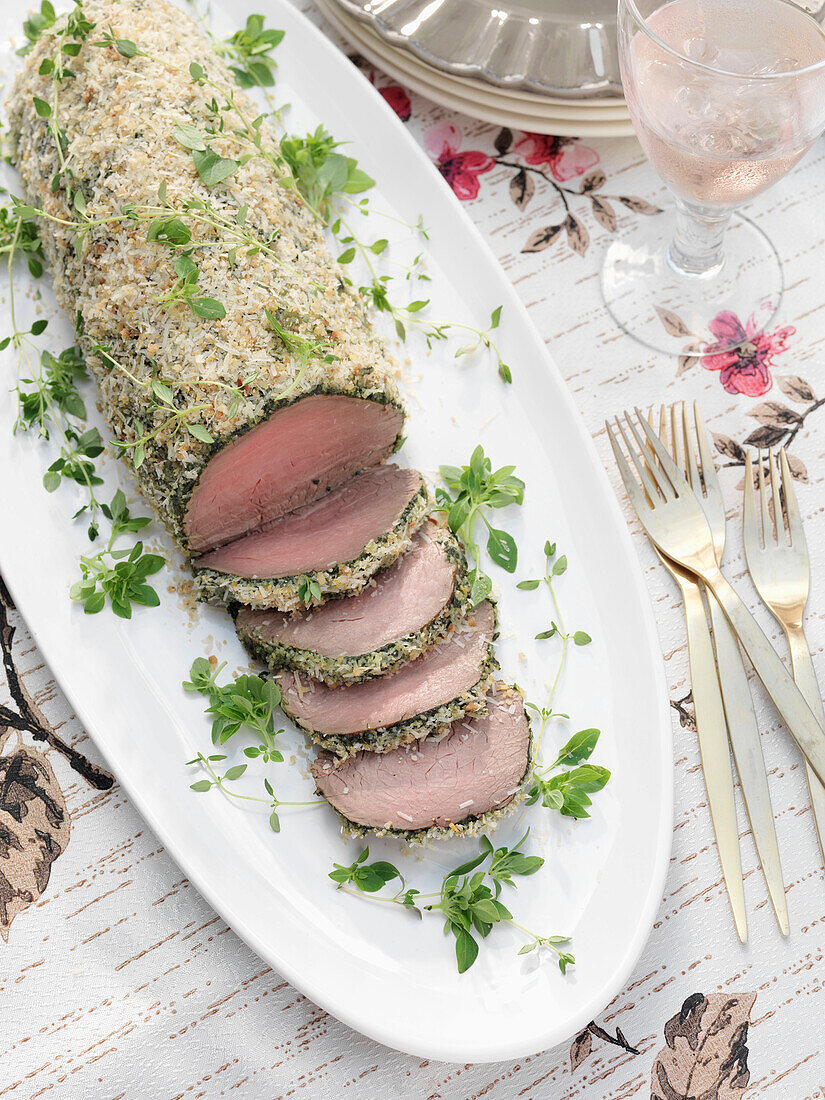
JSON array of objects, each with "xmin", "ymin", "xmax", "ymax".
[
  {"xmin": 607, "ymin": 407, "xmax": 692, "ymax": 507},
  {"xmin": 744, "ymin": 448, "xmax": 803, "ymax": 551}
]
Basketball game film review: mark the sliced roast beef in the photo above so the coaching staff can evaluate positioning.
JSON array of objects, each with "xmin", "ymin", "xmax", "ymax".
[
  {"xmin": 277, "ymin": 600, "xmax": 497, "ymax": 755},
  {"xmin": 185, "ymin": 396, "xmax": 403, "ymax": 553},
  {"xmin": 235, "ymin": 520, "xmax": 470, "ymax": 685},
  {"xmin": 194, "ymin": 465, "xmax": 428, "ymax": 611},
  {"xmin": 312, "ymin": 683, "xmax": 531, "ymax": 836}
]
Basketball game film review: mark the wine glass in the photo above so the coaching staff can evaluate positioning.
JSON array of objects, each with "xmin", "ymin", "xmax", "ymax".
[{"xmin": 602, "ymin": 0, "xmax": 825, "ymax": 355}]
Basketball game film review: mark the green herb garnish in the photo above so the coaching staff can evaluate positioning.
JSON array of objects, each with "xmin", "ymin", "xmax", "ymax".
[
  {"xmin": 183, "ymin": 657, "xmax": 284, "ymax": 748},
  {"xmin": 281, "ymin": 126, "xmax": 375, "ymax": 217},
  {"xmin": 17, "ymin": 0, "xmax": 57, "ymax": 55},
  {"xmin": 331, "ymin": 831, "xmax": 572, "ymax": 974},
  {"xmin": 215, "ymin": 13, "xmax": 285, "ymax": 88},
  {"xmin": 436, "ymin": 445, "xmax": 524, "ymax": 605},
  {"xmin": 0, "ymin": 203, "xmax": 46, "ymax": 277},
  {"xmin": 156, "ymin": 253, "xmax": 226, "ymax": 318},
  {"xmin": 519, "ymin": 540, "xmax": 611, "ymax": 815},
  {"xmin": 185, "ymin": 660, "xmax": 322, "ymax": 831},
  {"xmin": 70, "ymin": 490, "xmax": 163, "ymax": 616}
]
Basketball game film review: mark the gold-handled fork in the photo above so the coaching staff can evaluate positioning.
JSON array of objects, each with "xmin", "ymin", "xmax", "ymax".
[
  {"xmin": 606, "ymin": 408, "xmax": 825, "ymax": 788},
  {"xmin": 650, "ymin": 406, "xmax": 746, "ymax": 941},
  {"xmin": 744, "ymin": 448, "xmax": 825, "ymax": 867},
  {"xmin": 678, "ymin": 406, "xmax": 788, "ymax": 935}
]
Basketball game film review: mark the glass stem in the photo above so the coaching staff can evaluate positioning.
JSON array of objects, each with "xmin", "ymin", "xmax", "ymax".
[{"xmin": 667, "ymin": 199, "xmax": 732, "ymax": 278}]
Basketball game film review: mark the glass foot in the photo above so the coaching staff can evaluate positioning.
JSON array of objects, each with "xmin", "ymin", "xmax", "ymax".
[{"xmin": 601, "ymin": 206, "xmax": 783, "ymax": 356}]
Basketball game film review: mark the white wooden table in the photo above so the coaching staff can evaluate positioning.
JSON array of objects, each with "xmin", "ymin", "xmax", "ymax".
[{"xmin": 3, "ymin": 4, "xmax": 825, "ymax": 1096}]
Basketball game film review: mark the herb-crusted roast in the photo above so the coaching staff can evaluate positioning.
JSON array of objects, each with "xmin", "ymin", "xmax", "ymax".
[
  {"xmin": 194, "ymin": 465, "xmax": 429, "ymax": 610},
  {"xmin": 276, "ymin": 600, "xmax": 498, "ymax": 756},
  {"xmin": 311, "ymin": 683, "xmax": 532, "ymax": 839},
  {"xmin": 234, "ymin": 520, "xmax": 471, "ymax": 684},
  {"xmin": 7, "ymin": 0, "xmax": 403, "ymax": 554}
]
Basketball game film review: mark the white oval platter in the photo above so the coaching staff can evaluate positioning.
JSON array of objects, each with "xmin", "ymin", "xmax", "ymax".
[{"xmin": 0, "ymin": 0, "xmax": 671, "ymax": 1062}]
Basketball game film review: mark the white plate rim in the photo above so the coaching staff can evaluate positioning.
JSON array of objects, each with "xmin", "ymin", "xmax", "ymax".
[
  {"xmin": 0, "ymin": 0, "xmax": 672, "ymax": 1062},
  {"xmin": 316, "ymin": 0, "xmax": 630, "ymax": 117},
  {"xmin": 313, "ymin": 0, "xmax": 636, "ymax": 137},
  {"xmin": 329, "ymin": 0, "xmax": 623, "ymax": 100}
]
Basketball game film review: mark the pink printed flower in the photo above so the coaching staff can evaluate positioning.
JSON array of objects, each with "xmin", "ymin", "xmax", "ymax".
[
  {"xmin": 514, "ymin": 134, "xmax": 599, "ymax": 181},
  {"xmin": 378, "ymin": 84, "xmax": 411, "ymax": 122},
  {"xmin": 701, "ymin": 310, "xmax": 796, "ymax": 397},
  {"xmin": 424, "ymin": 123, "xmax": 494, "ymax": 201}
]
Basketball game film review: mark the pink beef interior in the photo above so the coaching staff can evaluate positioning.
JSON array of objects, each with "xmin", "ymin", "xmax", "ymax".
[
  {"xmin": 184, "ymin": 395, "xmax": 403, "ymax": 552},
  {"xmin": 235, "ymin": 523, "xmax": 457, "ymax": 658},
  {"xmin": 194, "ymin": 465, "xmax": 421, "ymax": 580},
  {"xmin": 311, "ymin": 686, "xmax": 530, "ymax": 830},
  {"xmin": 277, "ymin": 601, "xmax": 495, "ymax": 735}
]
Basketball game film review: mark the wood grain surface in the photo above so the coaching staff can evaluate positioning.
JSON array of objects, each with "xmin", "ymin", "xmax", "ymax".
[{"xmin": 2, "ymin": 2, "xmax": 825, "ymax": 1096}]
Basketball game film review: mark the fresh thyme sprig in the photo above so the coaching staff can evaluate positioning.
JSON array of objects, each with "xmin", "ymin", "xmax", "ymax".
[
  {"xmin": 2, "ymin": 202, "xmax": 168, "ymax": 606},
  {"xmin": 329, "ymin": 847, "xmax": 422, "ymax": 913},
  {"xmin": 69, "ymin": 489, "xmax": 163, "ymax": 616},
  {"xmin": 280, "ymin": 125, "xmax": 513, "ymax": 381},
  {"xmin": 280, "ymin": 126, "xmax": 375, "ymax": 217},
  {"xmin": 17, "ymin": 0, "xmax": 57, "ymax": 55},
  {"xmin": 518, "ymin": 540, "xmax": 611, "ymax": 815},
  {"xmin": 0, "ymin": 204, "xmax": 46, "ymax": 276},
  {"xmin": 155, "ymin": 253, "xmax": 226, "ymax": 318},
  {"xmin": 31, "ymin": 1, "xmax": 96, "ymax": 207},
  {"xmin": 436, "ymin": 445, "xmax": 525, "ymax": 605},
  {"xmin": 5, "ymin": 306, "xmax": 106, "ymax": 536},
  {"xmin": 526, "ymin": 728, "xmax": 610, "ymax": 818},
  {"xmin": 330, "ymin": 830, "xmax": 571, "ymax": 974},
  {"xmin": 183, "ymin": 657, "xmax": 284, "ymax": 747},
  {"xmin": 184, "ymin": 660, "xmax": 322, "ymax": 830},
  {"xmin": 187, "ymin": 753, "xmax": 322, "ymax": 832},
  {"xmin": 214, "ymin": 13, "xmax": 284, "ymax": 89}
]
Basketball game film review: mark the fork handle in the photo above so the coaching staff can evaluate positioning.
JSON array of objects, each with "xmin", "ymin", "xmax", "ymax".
[
  {"xmin": 707, "ymin": 597, "xmax": 788, "ymax": 936},
  {"xmin": 786, "ymin": 627, "xmax": 825, "ymax": 866},
  {"xmin": 682, "ymin": 583, "xmax": 747, "ymax": 942},
  {"xmin": 704, "ymin": 568, "xmax": 825, "ymax": 787}
]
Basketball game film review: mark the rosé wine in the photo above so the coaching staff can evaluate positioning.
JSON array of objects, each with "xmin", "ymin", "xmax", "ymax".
[{"xmin": 623, "ymin": 0, "xmax": 825, "ymax": 206}]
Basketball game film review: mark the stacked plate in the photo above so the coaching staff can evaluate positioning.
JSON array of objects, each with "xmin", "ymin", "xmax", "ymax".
[{"xmin": 314, "ymin": 0, "xmax": 635, "ymax": 137}]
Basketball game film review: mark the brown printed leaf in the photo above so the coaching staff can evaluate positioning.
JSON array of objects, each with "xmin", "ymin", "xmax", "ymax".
[
  {"xmin": 671, "ymin": 694, "xmax": 697, "ymax": 734},
  {"xmin": 743, "ymin": 424, "xmax": 787, "ymax": 448},
  {"xmin": 655, "ymin": 306, "xmax": 693, "ymax": 339},
  {"xmin": 494, "ymin": 126, "xmax": 513, "ymax": 156},
  {"xmin": 746, "ymin": 401, "xmax": 800, "ymax": 429},
  {"xmin": 570, "ymin": 1028, "xmax": 593, "ymax": 1071},
  {"xmin": 652, "ymin": 992, "xmax": 756, "ymax": 1100},
  {"xmin": 615, "ymin": 1027, "xmax": 635, "ymax": 1052},
  {"xmin": 581, "ymin": 169, "xmax": 606, "ymax": 193},
  {"xmin": 522, "ymin": 223, "xmax": 564, "ymax": 253},
  {"xmin": 588, "ymin": 1022, "xmax": 614, "ymax": 1044},
  {"xmin": 776, "ymin": 374, "xmax": 816, "ymax": 404},
  {"xmin": 565, "ymin": 212, "xmax": 590, "ymax": 256},
  {"xmin": 586, "ymin": 1020, "xmax": 642, "ymax": 1056},
  {"xmin": 618, "ymin": 195, "xmax": 663, "ymax": 215},
  {"xmin": 786, "ymin": 452, "xmax": 809, "ymax": 483},
  {"xmin": 591, "ymin": 196, "xmax": 617, "ymax": 233},
  {"xmin": 0, "ymin": 746, "xmax": 70, "ymax": 942},
  {"xmin": 0, "ymin": 581, "xmax": 113, "ymax": 790},
  {"xmin": 509, "ymin": 168, "xmax": 535, "ymax": 211},
  {"xmin": 712, "ymin": 434, "xmax": 747, "ymax": 463},
  {"xmin": 677, "ymin": 354, "xmax": 699, "ymax": 377}
]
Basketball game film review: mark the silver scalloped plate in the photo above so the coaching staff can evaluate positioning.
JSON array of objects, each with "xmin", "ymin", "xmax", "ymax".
[{"xmin": 330, "ymin": 0, "xmax": 622, "ymax": 99}]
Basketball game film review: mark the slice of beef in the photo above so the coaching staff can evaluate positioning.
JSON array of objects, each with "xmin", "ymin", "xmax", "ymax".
[
  {"xmin": 235, "ymin": 520, "xmax": 470, "ymax": 685},
  {"xmin": 276, "ymin": 601, "xmax": 497, "ymax": 755},
  {"xmin": 194, "ymin": 465, "xmax": 428, "ymax": 610},
  {"xmin": 311, "ymin": 683, "xmax": 531, "ymax": 837},
  {"xmin": 184, "ymin": 396, "xmax": 403, "ymax": 552}
]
